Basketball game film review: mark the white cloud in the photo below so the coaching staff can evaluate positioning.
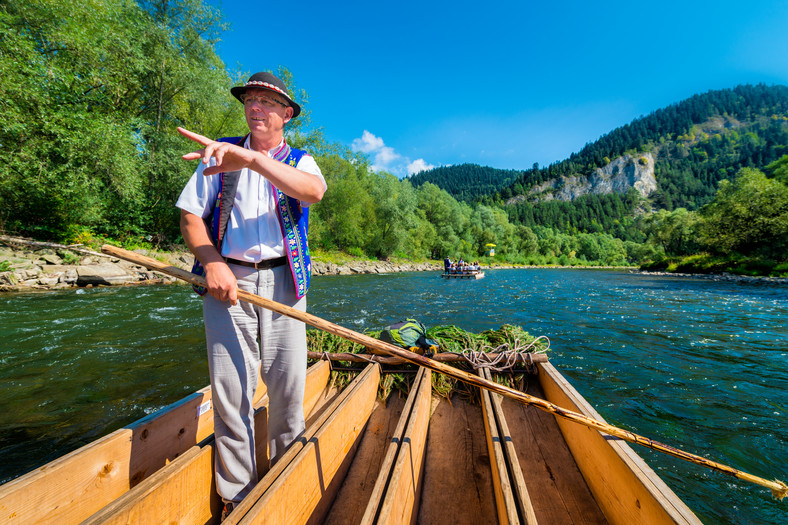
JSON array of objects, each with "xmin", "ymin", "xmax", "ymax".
[
  {"xmin": 351, "ymin": 130, "xmax": 385, "ymax": 154},
  {"xmin": 351, "ymin": 130, "xmax": 434, "ymax": 178},
  {"xmin": 406, "ymin": 158, "xmax": 435, "ymax": 176}
]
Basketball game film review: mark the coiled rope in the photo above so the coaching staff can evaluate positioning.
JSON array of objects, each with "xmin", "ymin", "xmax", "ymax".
[{"xmin": 461, "ymin": 335, "xmax": 550, "ymax": 372}]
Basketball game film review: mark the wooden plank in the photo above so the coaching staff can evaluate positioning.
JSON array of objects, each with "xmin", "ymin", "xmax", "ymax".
[
  {"xmin": 375, "ymin": 367, "xmax": 431, "ymax": 525},
  {"xmin": 85, "ymin": 403, "xmax": 263, "ymax": 525},
  {"xmin": 537, "ymin": 362, "xmax": 701, "ymax": 525},
  {"xmin": 222, "ymin": 365, "xmax": 378, "ymax": 525},
  {"xmin": 303, "ymin": 360, "xmax": 331, "ymax": 419},
  {"xmin": 502, "ymin": 375, "xmax": 606, "ymax": 524},
  {"xmin": 484, "ymin": 369, "xmax": 539, "ymax": 525},
  {"xmin": 416, "ymin": 394, "xmax": 498, "ymax": 525},
  {"xmin": 235, "ymin": 363, "xmax": 380, "ymax": 525},
  {"xmin": 480, "ymin": 368, "xmax": 520, "ymax": 525},
  {"xmin": 253, "ymin": 368, "xmax": 268, "ymax": 406},
  {"xmin": 80, "ymin": 444, "xmax": 218, "ymax": 525},
  {"xmin": 321, "ymin": 394, "xmax": 407, "ymax": 525},
  {"xmin": 0, "ymin": 385, "xmax": 216, "ymax": 525},
  {"xmin": 357, "ymin": 367, "xmax": 427, "ymax": 525},
  {"xmin": 80, "ymin": 360, "xmax": 332, "ymax": 525}
]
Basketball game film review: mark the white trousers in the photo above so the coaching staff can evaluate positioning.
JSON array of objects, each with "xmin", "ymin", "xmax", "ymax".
[{"xmin": 203, "ymin": 262, "xmax": 307, "ymax": 503}]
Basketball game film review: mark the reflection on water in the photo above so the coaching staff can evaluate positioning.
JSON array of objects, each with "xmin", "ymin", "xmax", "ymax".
[{"xmin": 1, "ymin": 269, "xmax": 786, "ymax": 524}]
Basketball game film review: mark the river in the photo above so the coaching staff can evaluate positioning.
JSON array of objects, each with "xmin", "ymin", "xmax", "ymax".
[{"xmin": 1, "ymin": 268, "xmax": 786, "ymax": 524}]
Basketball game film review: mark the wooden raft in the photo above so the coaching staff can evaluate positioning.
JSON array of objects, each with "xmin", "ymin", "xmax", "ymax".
[{"xmin": 1, "ymin": 357, "xmax": 702, "ymax": 524}]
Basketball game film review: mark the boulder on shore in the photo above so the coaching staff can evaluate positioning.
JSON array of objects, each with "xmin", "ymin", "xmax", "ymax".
[{"xmin": 76, "ymin": 263, "xmax": 138, "ymax": 286}]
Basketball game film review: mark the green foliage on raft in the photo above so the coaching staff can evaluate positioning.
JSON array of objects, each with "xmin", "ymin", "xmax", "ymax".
[{"xmin": 305, "ymin": 324, "xmax": 549, "ymax": 401}]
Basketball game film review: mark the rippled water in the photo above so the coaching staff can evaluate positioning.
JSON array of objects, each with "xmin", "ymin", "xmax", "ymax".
[{"xmin": 1, "ymin": 269, "xmax": 786, "ymax": 524}]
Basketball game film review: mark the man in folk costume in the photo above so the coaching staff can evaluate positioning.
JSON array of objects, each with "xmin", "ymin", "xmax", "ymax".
[{"xmin": 176, "ymin": 71, "xmax": 326, "ymax": 519}]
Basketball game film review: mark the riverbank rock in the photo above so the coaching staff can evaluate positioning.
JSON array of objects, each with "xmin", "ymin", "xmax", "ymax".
[
  {"xmin": 311, "ymin": 260, "xmax": 442, "ymax": 275},
  {"xmin": 76, "ymin": 263, "xmax": 137, "ymax": 286},
  {"xmin": 633, "ymin": 269, "xmax": 788, "ymax": 285}
]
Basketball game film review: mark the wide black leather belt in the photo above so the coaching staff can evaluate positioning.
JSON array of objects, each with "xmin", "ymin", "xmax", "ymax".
[{"xmin": 224, "ymin": 256, "xmax": 287, "ymax": 269}]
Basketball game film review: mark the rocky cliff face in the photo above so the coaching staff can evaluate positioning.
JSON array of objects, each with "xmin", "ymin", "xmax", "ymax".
[{"xmin": 507, "ymin": 152, "xmax": 656, "ymax": 204}]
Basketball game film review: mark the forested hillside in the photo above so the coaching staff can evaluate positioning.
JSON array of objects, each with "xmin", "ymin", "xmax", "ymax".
[
  {"xmin": 408, "ymin": 164, "xmax": 524, "ymax": 202},
  {"xmin": 514, "ymin": 84, "xmax": 788, "ymax": 197}
]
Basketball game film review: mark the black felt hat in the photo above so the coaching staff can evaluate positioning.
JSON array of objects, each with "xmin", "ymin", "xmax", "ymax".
[{"xmin": 230, "ymin": 72, "xmax": 301, "ymax": 118}]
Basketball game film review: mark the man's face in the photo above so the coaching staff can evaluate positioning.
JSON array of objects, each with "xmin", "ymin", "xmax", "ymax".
[{"xmin": 243, "ymin": 88, "xmax": 293, "ymax": 136}]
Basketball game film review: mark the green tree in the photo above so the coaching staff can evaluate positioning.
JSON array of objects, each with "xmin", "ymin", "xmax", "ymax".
[
  {"xmin": 310, "ymin": 155, "xmax": 375, "ymax": 252},
  {"xmin": 415, "ymin": 183, "xmax": 468, "ymax": 258},
  {"xmin": 765, "ymin": 154, "xmax": 788, "ymax": 185},
  {"xmin": 700, "ymin": 168, "xmax": 788, "ymax": 259},
  {"xmin": 643, "ymin": 208, "xmax": 702, "ymax": 256},
  {"xmin": 0, "ymin": 0, "xmax": 148, "ymax": 237},
  {"xmin": 367, "ymin": 173, "xmax": 418, "ymax": 258},
  {"xmin": 515, "ymin": 225, "xmax": 539, "ymax": 256},
  {"xmin": 576, "ymin": 233, "xmax": 602, "ymax": 262}
]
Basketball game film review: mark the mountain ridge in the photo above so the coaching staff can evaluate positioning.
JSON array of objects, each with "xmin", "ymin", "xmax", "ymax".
[{"xmin": 409, "ymin": 84, "xmax": 788, "ymax": 214}]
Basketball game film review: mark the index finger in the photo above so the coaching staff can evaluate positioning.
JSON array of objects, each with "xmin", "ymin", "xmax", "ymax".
[{"xmin": 177, "ymin": 126, "xmax": 213, "ymax": 147}]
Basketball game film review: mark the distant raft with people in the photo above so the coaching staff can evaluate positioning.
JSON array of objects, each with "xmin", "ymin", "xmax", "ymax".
[{"xmin": 442, "ymin": 260, "xmax": 485, "ymax": 279}]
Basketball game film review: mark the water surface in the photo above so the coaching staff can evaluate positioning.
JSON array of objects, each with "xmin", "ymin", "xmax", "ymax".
[{"xmin": 1, "ymin": 269, "xmax": 786, "ymax": 524}]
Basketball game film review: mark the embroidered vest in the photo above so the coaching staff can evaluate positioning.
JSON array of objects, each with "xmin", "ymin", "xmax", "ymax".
[{"xmin": 191, "ymin": 136, "xmax": 312, "ymax": 299}]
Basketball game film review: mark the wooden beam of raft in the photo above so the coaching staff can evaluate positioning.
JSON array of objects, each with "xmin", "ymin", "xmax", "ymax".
[{"xmin": 101, "ymin": 244, "xmax": 788, "ymax": 500}]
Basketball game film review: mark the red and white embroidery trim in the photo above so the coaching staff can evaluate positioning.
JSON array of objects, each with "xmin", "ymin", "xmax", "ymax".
[{"xmin": 245, "ymin": 80, "xmax": 289, "ymax": 99}]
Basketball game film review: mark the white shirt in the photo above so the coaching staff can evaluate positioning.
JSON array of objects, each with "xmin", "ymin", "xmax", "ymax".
[{"xmin": 176, "ymin": 136, "xmax": 326, "ymax": 261}]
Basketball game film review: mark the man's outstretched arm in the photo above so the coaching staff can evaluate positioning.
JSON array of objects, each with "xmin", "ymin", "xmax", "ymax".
[{"xmin": 178, "ymin": 127, "xmax": 325, "ymax": 203}]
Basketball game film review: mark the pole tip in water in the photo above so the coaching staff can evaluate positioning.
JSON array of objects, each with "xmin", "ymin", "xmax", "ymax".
[{"xmin": 772, "ymin": 479, "xmax": 788, "ymax": 501}]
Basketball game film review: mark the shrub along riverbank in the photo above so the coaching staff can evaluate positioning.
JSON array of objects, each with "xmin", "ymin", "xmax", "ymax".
[{"xmin": 641, "ymin": 253, "xmax": 788, "ymax": 277}]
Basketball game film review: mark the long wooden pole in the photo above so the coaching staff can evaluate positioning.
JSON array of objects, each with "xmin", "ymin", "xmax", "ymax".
[
  {"xmin": 305, "ymin": 351, "xmax": 548, "ymax": 366},
  {"xmin": 101, "ymin": 244, "xmax": 788, "ymax": 500}
]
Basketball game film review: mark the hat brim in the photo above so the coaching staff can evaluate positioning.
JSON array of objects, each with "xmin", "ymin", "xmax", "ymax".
[{"xmin": 231, "ymin": 85, "xmax": 301, "ymax": 119}]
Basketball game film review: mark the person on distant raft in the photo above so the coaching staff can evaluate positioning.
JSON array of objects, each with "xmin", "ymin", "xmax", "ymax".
[
  {"xmin": 444, "ymin": 256, "xmax": 452, "ymax": 274},
  {"xmin": 175, "ymin": 71, "xmax": 326, "ymax": 520}
]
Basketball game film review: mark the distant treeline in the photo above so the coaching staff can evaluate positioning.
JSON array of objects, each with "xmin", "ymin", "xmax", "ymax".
[
  {"xmin": 408, "ymin": 164, "xmax": 524, "ymax": 203},
  {"xmin": 507, "ymin": 191, "xmax": 644, "ymax": 242}
]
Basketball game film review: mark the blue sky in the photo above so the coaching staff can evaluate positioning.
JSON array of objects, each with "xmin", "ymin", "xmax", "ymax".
[{"xmin": 207, "ymin": 1, "xmax": 788, "ymax": 177}]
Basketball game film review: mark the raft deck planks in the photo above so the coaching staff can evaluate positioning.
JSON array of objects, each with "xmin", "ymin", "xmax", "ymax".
[
  {"xmin": 0, "ymin": 354, "xmax": 705, "ymax": 525},
  {"xmin": 320, "ymin": 368, "xmax": 433, "ymax": 525},
  {"xmin": 416, "ymin": 393, "xmax": 499, "ymax": 524},
  {"xmin": 321, "ymin": 395, "xmax": 408, "ymax": 525},
  {"xmin": 368, "ymin": 367, "xmax": 431, "ymax": 525},
  {"xmin": 502, "ymin": 373, "xmax": 608, "ymax": 524},
  {"xmin": 480, "ymin": 367, "xmax": 538, "ymax": 525}
]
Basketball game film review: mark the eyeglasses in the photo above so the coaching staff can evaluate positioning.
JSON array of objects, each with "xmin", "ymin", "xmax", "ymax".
[{"xmin": 241, "ymin": 93, "xmax": 288, "ymax": 109}]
